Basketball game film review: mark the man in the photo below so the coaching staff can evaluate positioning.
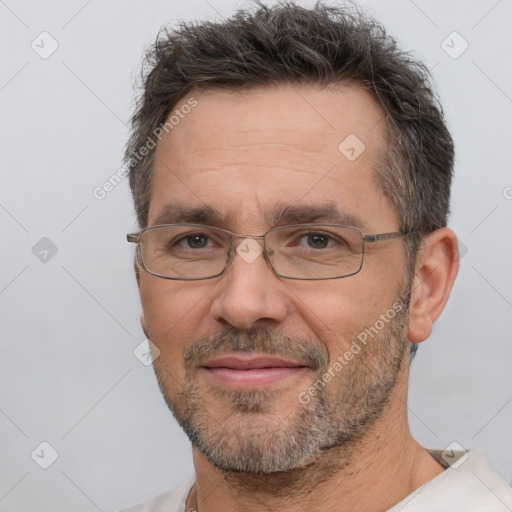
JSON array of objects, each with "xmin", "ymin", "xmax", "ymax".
[{"xmin": 121, "ymin": 2, "xmax": 512, "ymax": 511}]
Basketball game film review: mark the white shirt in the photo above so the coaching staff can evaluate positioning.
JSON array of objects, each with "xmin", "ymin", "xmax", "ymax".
[{"xmin": 120, "ymin": 450, "xmax": 512, "ymax": 512}]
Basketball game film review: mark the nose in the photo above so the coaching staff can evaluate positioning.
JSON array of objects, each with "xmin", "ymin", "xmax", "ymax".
[{"xmin": 209, "ymin": 239, "xmax": 289, "ymax": 329}]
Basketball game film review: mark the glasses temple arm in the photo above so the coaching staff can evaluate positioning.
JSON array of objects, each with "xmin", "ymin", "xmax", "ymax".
[
  {"xmin": 362, "ymin": 232, "xmax": 408, "ymax": 243},
  {"xmin": 127, "ymin": 233, "xmax": 140, "ymax": 243}
]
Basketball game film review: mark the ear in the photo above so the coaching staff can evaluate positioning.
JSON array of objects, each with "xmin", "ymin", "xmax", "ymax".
[{"xmin": 407, "ymin": 228, "xmax": 459, "ymax": 344}]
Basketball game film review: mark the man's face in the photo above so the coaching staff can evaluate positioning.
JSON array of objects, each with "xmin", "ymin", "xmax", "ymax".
[{"xmin": 138, "ymin": 84, "xmax": 411, "ymax": 473}]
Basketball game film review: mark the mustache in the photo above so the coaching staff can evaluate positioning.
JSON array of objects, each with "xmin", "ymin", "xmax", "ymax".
[{"xmin": 183, "ymin": 327, "xmax": 329, "ymax": 372}]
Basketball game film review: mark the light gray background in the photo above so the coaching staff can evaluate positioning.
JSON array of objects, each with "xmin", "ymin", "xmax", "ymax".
[{"xmin": 1, "ymin": 0, "xmax": 511, "ymax": 510}]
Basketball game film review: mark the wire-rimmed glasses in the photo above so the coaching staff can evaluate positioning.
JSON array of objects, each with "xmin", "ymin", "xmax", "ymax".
[{"xmin": 127, "ymin": 223, "xmax": 408, "ymax": 280}]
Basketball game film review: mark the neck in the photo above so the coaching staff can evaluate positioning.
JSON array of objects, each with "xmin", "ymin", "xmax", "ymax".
[{"xmin": 188, "ymin": 369, "xmax": 444, "ymax": 512}]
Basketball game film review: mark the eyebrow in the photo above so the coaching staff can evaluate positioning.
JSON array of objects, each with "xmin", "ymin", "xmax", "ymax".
[
  {"xmin": 151, "ymin": 204, "xmax": 233, "ymax": 228},
  {"xmin": 268, "ymin": 202, "xmax": 369, "ymax": 231},
  {"xmin": 151, "ymin": 201, "xmax": 369, "ymax": 232}
]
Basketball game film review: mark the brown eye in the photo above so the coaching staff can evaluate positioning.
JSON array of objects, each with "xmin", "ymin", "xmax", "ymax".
[
  {"xmin": 306, "ymin": 233, "xmax": 330, "ymax": 249},
  {"xmin": 184, "ymin": 234, "xmax": 209, "ymax": 249}
]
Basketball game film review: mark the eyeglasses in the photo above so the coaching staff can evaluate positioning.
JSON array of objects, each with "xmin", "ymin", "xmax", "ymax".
[{"xmin": 126, "ymin": 224, "xmax": 408, "ymax": 281}]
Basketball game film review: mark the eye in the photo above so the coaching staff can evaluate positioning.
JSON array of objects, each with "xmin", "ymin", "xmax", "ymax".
[
  {"xmin": 169, "ymin": 229, "xmax": 228, "ymax": 252},
  {"xmin": 304, "ymin": 233, "xmax": 331, "ymax": 249},
  {"xmin": 179, "ymin": 233, "xmax": 211, "ymax": 249},
  {"xmin": 294, "ymin": 231, "xmax": 344, "ymax": 250},
  {"xmin": 276, "ymin": 226, "xmax": 354, "ymax": 254}
]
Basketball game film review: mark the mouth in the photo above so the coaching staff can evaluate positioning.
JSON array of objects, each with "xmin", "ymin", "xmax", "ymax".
[{"xmin": 201, "ymin": 353, "xmax": 308, "ymax": 388}]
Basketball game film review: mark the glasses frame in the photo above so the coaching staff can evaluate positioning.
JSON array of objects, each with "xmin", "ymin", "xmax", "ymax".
[{"xmin": 127, "ymin": 223, "xmax": 409, "ymax": 281}]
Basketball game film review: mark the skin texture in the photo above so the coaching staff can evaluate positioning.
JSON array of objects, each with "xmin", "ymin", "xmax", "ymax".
[{"xmin": 136, "ymin": 84, "xmax": 459, "ymax": 512}]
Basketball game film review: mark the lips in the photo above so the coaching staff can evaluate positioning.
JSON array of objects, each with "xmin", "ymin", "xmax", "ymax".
[
  {"xmin": 203, "ymin": 355, "xmax": 305, "ymax": 370},
  {"xmin": 201, "ymin": 353, "xmax": 308, "ymax": 387}
]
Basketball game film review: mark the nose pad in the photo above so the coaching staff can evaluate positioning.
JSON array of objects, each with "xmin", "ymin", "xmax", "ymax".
[
  {"xmin": 224, "ymin": 237, "xmax": 272, "ymax": 274},
  {"xmin": 235, "ymin": 238, "xmax": 264, "ymax": 265}
]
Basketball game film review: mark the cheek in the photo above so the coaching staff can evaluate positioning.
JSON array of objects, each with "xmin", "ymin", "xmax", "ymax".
[
  {"xmin": 139, "ymin": 277, "xmax": 211, "ymax": 347},
  {"xmin": 288, "ymin": 278, "xmax": 398, "ymax": 356},
  {"xmin": 288, "ymin": 282, "xmax": 366, "ymax": 341}
]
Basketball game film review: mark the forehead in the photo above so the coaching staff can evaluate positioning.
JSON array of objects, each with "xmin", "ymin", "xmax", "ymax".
[{"xmin": 150, "ymin": 83, "xmax": 397, "ymax": 231}]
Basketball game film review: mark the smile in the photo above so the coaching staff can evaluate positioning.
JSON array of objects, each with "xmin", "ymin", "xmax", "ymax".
[{"xmin": 201, "ymin": 353, "xmax": 308, "ymax": 387}]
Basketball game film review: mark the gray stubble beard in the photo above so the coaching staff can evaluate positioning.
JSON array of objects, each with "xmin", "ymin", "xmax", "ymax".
[{"xmin": 153, "ymin": 296, "xmax": 409, "ymax": 475}]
